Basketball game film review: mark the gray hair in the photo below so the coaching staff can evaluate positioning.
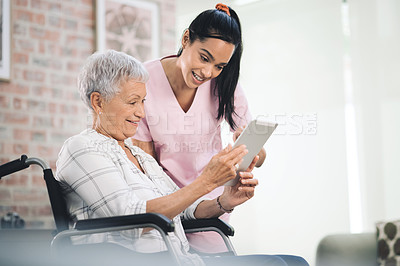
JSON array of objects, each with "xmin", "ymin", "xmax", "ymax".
[{"xmin": 78, "ymin": 50, "xmax": 149, "ymax": 110}]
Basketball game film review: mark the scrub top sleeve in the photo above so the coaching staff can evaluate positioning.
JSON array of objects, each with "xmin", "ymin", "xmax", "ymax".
[
  {"xmin": 133, "ymin": 116, "xmax": 153, "ymax": 142},
  {"xmin": 231, "ymin": 82, "xmax": 252, "ymax": 132}
]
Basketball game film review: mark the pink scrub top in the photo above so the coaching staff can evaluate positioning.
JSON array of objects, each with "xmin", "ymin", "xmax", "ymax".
[
  {"xmin": 135, "ymin": 57, "xmax": 252, "ymax": 197},
  {"xmin": 134, "ymin": 57, "xmax": 252, "ymax": 253}
]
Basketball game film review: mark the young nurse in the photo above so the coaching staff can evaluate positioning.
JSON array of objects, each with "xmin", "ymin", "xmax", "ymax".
[{"xmin": 132, "ymin": 3, "xmax": 266, "ymax": 253}]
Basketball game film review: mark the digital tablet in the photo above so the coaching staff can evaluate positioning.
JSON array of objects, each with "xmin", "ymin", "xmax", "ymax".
[{"xmin": 224, "ymin": 118, "xmax": 278, "ymax": 186}]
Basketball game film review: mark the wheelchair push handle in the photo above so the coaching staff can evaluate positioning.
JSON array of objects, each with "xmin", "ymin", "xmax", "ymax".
[
  {"xmin": 0, "ymin": 154, "xmax": 50, "ymax": 179},
  {"xmin": 0, "ymin": 155, "xmax": 29, "ymax": 179}
]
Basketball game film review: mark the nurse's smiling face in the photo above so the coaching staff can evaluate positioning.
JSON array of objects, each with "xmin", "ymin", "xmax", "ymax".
[
  {"xmin": 178, "ymin": 30, "xmax": 235, "ymax": 89},
  {"xmin": 92, "ymin": 79, "xmax": 147, "ymax": 141}
]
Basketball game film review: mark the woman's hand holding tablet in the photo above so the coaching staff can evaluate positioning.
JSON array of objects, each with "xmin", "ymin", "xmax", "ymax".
[{"xmin": 224, "ymin": 118, "xmax": 278, "ymax": 186}]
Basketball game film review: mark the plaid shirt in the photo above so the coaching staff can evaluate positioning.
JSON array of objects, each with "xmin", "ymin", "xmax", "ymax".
[{"xmin": 56, "ymin": 129, "xmax": 205, "ymax": 265}]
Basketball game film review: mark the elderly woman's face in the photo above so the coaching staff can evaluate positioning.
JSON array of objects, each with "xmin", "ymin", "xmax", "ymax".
[{"xmin": 99, "ymin": 79, "xmax": 146, "ymax": 141}]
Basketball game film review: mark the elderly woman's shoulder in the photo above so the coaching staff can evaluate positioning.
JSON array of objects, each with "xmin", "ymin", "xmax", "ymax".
[{"xmin": 60, "ymin": 129, "xmax": 107, "ymax": 153}]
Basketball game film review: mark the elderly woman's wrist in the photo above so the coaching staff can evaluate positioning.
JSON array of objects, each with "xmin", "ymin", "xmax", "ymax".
[
  {"xmin": 217, "ymin": 195, "xmax": 234, "ymax": 213},
  {"xmin": 197, "ymin": 173, "xmax": 218, "ymax": 194}
]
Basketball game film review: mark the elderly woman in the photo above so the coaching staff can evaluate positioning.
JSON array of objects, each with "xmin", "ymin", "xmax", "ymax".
[{"xmin": 56, "ymin": 50, "xmax": 308, "ymax": 266}]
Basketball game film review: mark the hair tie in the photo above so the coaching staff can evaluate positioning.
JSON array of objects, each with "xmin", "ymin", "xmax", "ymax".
[{"xmin": 215, "ymin": 3, "xmax": 231, "ymax": 17}]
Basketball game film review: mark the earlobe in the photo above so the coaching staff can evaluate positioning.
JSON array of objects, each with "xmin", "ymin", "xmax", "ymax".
[
  {"xmin": 90, "ymin": 92, "xmax": 103, "ymax": 115},
  {"xmin": 181, "ymin": 29, "xmax": 190, "ymax": 48}
]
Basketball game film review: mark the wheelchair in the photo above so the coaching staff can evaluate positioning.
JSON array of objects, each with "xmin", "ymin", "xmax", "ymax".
[{"xmin": 0, "ymin": 155, "xmax": 236, "ymax": 266}]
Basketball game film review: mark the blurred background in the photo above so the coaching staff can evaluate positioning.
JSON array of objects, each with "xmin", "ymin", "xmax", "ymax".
[{"xmin": 0, "ymin": 0, "xmax": 399, "ymax": 265}]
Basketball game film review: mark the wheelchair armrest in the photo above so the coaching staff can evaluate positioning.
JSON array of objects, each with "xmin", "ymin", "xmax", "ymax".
[
  {"xmin": 182, "ymin": 218, "xmax": 234, "ymax": 237},
  {"xmin": 52, "ymin": 213, "xmax": 176, "ymax": 253},
  {"xmin": 52, "ymin": 213, "xmax": 181, "ymax": 265},
  {"xmin": 74, "ymin": 213, "xmax": 175, "ymax": 234}
]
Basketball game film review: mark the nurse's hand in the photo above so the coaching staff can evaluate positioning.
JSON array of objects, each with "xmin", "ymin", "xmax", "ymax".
[
  {"xmin": 233, "ymin": 125, "xmax": 245, "ymax": 142},
  {"xmin": 233, "ymin": 125, "xmax": 266, "ymax": 168}
]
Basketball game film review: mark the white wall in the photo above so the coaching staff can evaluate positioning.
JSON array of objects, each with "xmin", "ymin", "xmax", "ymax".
[
  {"xmin": 176, "ymin": 0, "xmax": 400, "ymax": 265},
  {"xmin": 378, "ymin": 0, "xmax": 400, "ymax": 221},
  {"xmin": 347, "ymin": 0, "xmax": 400, "ymax": 227},
  {"xmin": 228, "ymin": 1, "xmax": 350, "ymax": 263}
]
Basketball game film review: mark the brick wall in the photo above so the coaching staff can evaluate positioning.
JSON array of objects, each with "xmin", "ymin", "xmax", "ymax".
[{"xmin": 0, "ymin": 0, "xmax": 176, "ymax": 229}]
